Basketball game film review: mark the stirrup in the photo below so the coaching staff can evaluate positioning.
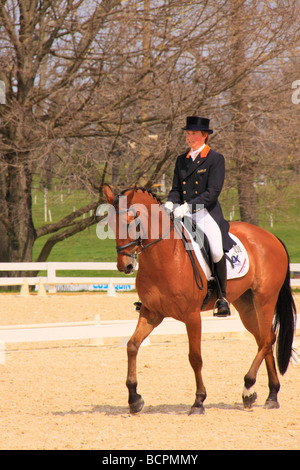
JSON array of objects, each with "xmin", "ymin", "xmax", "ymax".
[{"xmin": 213, "ymin": 297, "xmax": 231, "ymax": 317}]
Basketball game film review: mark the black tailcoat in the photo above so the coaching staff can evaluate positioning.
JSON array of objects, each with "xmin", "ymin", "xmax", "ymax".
[{"xmin": 167, "ymin": 147, "xmax": 234, "ymax": 252}]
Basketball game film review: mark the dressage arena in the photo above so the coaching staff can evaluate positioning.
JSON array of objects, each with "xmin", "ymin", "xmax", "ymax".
[{"xmin": 0, "ymin": 292, "xmax": 299, "ymax": 450}]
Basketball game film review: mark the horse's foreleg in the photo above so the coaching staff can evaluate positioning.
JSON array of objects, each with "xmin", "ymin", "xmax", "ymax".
[
  {"xmin": 185, "ymin": 312, "xmax": 207, "ymax": 415},
  {"xmin": 233, "ymin": 292, "xmax": 260, "ymax": 408},
  {"xmin": 126, "ymin": 308, "xmax": 163, "ymax": 414}
]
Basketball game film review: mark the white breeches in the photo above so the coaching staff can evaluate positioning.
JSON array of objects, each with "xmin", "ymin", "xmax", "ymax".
[{"xmin": 186, "ymin": 209, "xmax": 224, "ymax": 263}]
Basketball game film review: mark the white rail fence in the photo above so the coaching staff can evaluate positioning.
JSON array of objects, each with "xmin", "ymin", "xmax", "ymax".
[
  {"xmin": 0, "ymin": 262, "xmax": 135, "ymax": 295},
  {"xmin": 290, "ymin": 264, "xmax": 300, "ymax": 287},
  {"xmin": 0, "ymin": 262, "xmax": 299, "ymax": 362},
  {"xmin": 0, "ymin": 262, "xmax": 299, "ymax": 295},
  {"xmin": 0, "ymin": 315, "xmax": 250, "ymax": 345},
  {"xmin": 0, "ymin": 313, "xmax": 299, "ymax": 365}
]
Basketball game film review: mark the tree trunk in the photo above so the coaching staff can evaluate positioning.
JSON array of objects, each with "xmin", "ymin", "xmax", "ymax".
[
  {"xmin": 0, "ymin": 156, "xmax": 36, "ymax": 267},
  {"xmin": 231, "ymin": 78, "xmax": 258, "ymax": 225},
  {"xmin": 236, "ymin": 158, "xmax": 258, "ymax": 225}
]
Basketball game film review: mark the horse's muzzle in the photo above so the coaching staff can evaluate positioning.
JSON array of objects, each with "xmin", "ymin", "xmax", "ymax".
[{"xmin": 117, "ymin": 255, "xmax": 136, "ymax": 275}]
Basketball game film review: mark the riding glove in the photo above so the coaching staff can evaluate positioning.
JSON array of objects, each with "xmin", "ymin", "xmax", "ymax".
[
  {"xmin": 174, "ymin": 202, "xmax": 190, "ymax": 219},
  {"xmin": 164, "ymin": 201, "xmax": 174, "ymax": 212}
]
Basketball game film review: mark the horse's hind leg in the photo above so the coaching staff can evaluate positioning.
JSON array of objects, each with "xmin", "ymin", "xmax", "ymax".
[
  {"xmin": 253, "ymin": 292, "xmax": 280, "ymax": 408},
  {"xmin": 264, "ymin": 348, "xmax": 280, "ymax": 409},
  {"xmin": 233, "ymin": 290, "xmax": 280, "ymax": 409},
  {"xmin": 126, "ymin": 307, "xmax": 163, "ymax": 414}
]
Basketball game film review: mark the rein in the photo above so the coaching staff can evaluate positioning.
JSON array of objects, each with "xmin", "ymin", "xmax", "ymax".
[
  {"xmin": 114, "ymin": 201, "xmax": 204, "ymax": 291},
  {"xmin": 173, "ymin": 218, "xmax": 204, "ymax": 291}
]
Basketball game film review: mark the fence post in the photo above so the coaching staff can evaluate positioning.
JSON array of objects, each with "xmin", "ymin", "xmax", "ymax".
[
  {"xmin": 88, "ymin": 314, "xmax": 104, "ymax": 346},
  {"xmin": 19, "ymin": 279, "xmax": 30, "ymax": 297},
  {"xmin": 37, "ymin": 278, "xmax": 47, "ymax": 296},
  {"xmin": 47, "ymin": 263, "xmax": 57, "ymax": 293},
  {"xmin": 107, "ymin": 279, "xmax": 117, "ymax": 297}
]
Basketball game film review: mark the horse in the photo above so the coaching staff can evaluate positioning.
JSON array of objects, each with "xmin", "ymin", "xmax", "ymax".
[{"xmin": 103, "ymin": 184, "xmax": 296, "ymax": 415}]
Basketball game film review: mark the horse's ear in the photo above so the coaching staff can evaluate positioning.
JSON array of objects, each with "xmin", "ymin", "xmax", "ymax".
[{"xmin": 103, "ymin": 184, "xmax": 114, "ymax": 204}]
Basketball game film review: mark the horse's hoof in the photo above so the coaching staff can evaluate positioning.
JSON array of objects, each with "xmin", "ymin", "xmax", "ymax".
[
  {"xmin": 242, "ymin": 392, "xmax": 257, "ymax": 409},
  {"xmin": 264, "ymin": 399, "xmax": 280, "ymax": 410},
  {"xmin": 188, "ymin": 405, "xmax": 205, "ymax": 416},
  {"xmin": 129, "ymin": 397, "xmax": 145, "ymax": 414}
]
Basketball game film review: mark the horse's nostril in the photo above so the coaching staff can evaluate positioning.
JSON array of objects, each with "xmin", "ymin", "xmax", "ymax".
[{"xmin": 125, "ymin": 264, "xmax": 134, "ymax": 274}]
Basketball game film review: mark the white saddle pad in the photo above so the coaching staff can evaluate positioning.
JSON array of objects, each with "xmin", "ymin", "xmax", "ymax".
[{"xmin": 182, "ymin": 225, "xmax": 249, "ymax": 281}]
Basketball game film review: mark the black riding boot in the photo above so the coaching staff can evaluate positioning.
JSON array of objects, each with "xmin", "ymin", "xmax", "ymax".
[{"xmin": 213, "ymin": 255, "xmax": 230, "ymax": 317}]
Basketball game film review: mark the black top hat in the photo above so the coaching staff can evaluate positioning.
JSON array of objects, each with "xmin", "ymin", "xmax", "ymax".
[{"xmin": 182, "ymin": 116, "xmax": 213, "ymax": 134}]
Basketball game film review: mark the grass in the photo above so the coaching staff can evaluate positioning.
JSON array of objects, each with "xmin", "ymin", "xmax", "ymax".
[
  {"xmin": 31, "ymin": 187, "xmax": 119, "ymax": 276},
  {"xmin": 31, "ymin": 184, "xmax": 299, "ymax": 269}
]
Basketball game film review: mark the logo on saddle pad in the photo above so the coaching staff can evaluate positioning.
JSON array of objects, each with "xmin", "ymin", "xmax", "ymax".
[
  {"xmin": 231, "ymin": 254, "xmax": 241, "ymax": 266},
  {"xmin": 229, "ymin": 243, "xmax": 244, "ymax": 267},
  {"xmin": 226, "ymin": 240, "xmax": 249, "ymax": 279}
]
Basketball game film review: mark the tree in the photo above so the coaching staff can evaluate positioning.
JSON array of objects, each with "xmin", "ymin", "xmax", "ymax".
[
  {"xmin": 0, "ymin": 0, "xmax": 124, "ymax": 265},
  {"xmin": 0, "ymin": 0, "xmax": 299, "ymax": 268}
]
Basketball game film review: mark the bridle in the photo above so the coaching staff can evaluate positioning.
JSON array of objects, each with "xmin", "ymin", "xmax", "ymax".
[{"xmin": 113, "ymin": 203, "xmax": 174, "ymax": 260}]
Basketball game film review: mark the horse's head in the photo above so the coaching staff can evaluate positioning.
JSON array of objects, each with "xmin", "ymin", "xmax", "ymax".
[{"xmin": 103, "ymin": 184, "xmax": 157, "ymax": 274}]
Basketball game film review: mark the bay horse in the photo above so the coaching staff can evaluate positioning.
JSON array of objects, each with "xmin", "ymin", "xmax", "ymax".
[{"xmin": 103, "ymin": 184, "xmax": 296, "ymax": 415}]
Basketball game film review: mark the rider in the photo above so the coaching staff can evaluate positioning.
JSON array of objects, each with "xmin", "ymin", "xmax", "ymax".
[{"xmin": 165, "ymin": 116, "xmax": 234, "ymax": 317}]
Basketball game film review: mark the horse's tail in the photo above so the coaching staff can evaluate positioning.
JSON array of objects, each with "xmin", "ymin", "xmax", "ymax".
[{"xmin": 274, "ymin": 239, "xmax": 297, "ymax": 375}]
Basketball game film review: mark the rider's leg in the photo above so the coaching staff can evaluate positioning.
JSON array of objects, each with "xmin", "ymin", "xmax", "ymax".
[{"xmin": 213, "ymin": 255, "xmax": 230, "ymax": 316}]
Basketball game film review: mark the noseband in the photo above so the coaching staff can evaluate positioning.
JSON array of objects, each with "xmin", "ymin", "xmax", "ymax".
[{"xmin": 116, "ymin": 238, "xmax": 143, "ymax": 259}]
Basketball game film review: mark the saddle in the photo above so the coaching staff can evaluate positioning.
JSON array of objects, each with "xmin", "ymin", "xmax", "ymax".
[
  {"xmin": 181, "ymin": 220, "xmax": 249, "ymax": 307},
  {"xmin": 180, "ymin": 218, "xmax": 253, "ymax": 309}
]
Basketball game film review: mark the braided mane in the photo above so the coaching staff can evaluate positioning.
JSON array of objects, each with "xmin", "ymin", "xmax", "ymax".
[{"xmin": 113, "ymin": 186, "xmax": 162, "ymax": 208}]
